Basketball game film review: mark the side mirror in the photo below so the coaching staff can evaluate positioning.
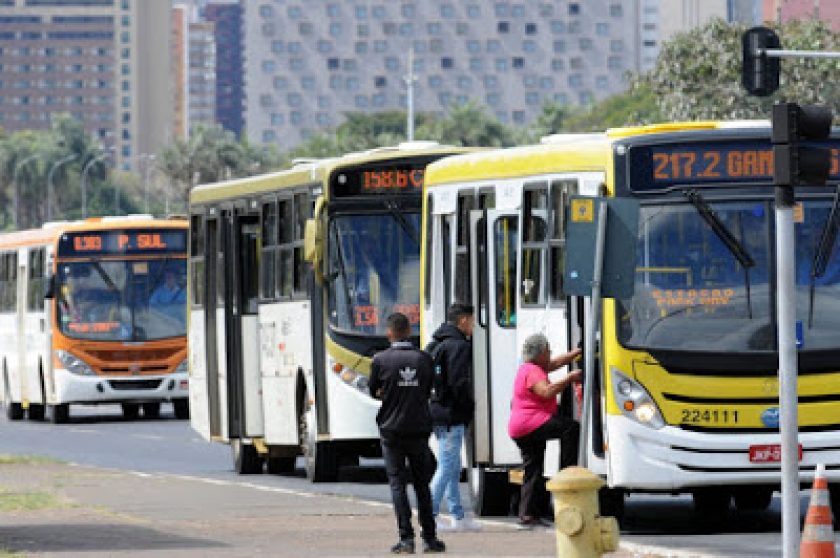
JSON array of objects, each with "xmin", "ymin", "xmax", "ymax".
[{"xmin": 44, "ymin": 275, "xmax": 55, "ymax": 300}]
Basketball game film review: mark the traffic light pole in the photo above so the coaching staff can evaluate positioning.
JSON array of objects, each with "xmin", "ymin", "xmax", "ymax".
[{"xmin": 775, "ymin": 185, "xmax": 799, "ymax": 558}]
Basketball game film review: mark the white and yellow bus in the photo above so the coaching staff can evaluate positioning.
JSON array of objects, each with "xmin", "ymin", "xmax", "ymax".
[
  {"xmin": 188, "ymin": 143, "xmax": 473, "ymax": 479},
  {"xmin": 422, "ymin": 122, "xmax": 840, "ymax": 518},
  {"xmin": 0, "ymin": 216, "xmax": 190, "ymax": 423}
]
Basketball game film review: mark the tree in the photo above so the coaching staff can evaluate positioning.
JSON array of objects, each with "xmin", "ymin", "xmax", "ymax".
[
  {"xmin": 642, "ymin": 18, "xmax": 840, "ymax": 121},
  {"xmin": 419, "ymin": 100, "xmax": 518, "ymax": 147}
]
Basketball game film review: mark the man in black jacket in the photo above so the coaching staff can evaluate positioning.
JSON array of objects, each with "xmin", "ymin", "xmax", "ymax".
[
  {"xmin": 426, "ymin": 303, "xmax": 481, "ymax": 532},
  {"xmin": 370, "ymin": 312, "xmax": 446, "ymax": 554}
]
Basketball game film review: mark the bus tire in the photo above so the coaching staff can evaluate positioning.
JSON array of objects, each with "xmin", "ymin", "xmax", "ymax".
[
  {"xmin": 300, "ymin": 391, "xmax": 338, "ymax": 483},
  {"xmin": 141, "ymin": 402, "xmax": 161, "ymax": 419},
  {"xmin": 50, "ymin": 404, "xmax": 69, "ymax": 424},
  {"xmin": 172, "ymin": 398, "xmax": 189, "ymax": 420},
  {"xmin": 599, "ymin": 487, "xmax": 626, "ymax": 522},
  {"xmin": 3, "ymin": 368, "xmax": 22, "ymax": 421},
  {"xmin": 267, "ymin": 456, "xmax": 297, "ymax": 475},
  {"xmin": 732, "ymin": 487, "xmax": 773, "ymax": 512},
  {"xmin": 121, "ymin": 403, "xmax": 140, "ymax": 420},
  {"xmin": 693, "ymin": 488, "xmax": 731, "ymax": 516},
  {"xmin": 27, "ymin": 404, "xmax": 45, "ymax": 421},
  {"xmin": 469, "ymin": 466, "xmax": 510, "ymax": 517},
  {"xmin": 232, "ymin": 438, "xmax": 262, "ymax": 474}
]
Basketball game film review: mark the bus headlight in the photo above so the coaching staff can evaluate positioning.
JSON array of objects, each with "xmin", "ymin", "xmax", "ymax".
[
  {"xmin": 331, "ymin": 358, "xmax": 371, "ymax": 395},
  {"xmin": 56, "ymin": 350, "xmax": 95, "ymax": 376},
  {"xmin": 611, "ymin": 368, "xmax": 664, "ymax": 430},
  {"xmin": 175, "ymin": 360, "xmax": 188, "ymax": 374}
]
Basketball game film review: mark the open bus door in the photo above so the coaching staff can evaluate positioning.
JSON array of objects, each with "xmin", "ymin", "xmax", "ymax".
[
  {"xmin": 222, "ymin": 207, "xmax": 265, "ymax": 473},
  {"xmin": 468, "ymin": 209, "xmax": 520, "ymax": 516}
]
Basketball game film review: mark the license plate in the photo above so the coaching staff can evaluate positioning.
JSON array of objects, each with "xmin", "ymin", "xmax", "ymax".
[{"xmin": 749, "ymin": 444, "xmax": 803, "ymax": 463}]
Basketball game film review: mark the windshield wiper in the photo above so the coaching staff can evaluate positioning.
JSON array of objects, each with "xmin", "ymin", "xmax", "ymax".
[
  {"xmin": 685, "ymin": 190, "xmax": 756, "ymax": 318},
  {"xmin": 808, "ymin": 186, "xmax": 840, "ymax": 328},
  {"xmin": 384, "ymin": 200, "xmax": 419, "ymax": 246},
  {"xmin": 330, "ymin": 225, "xmax": 355, "ymax": 318}
]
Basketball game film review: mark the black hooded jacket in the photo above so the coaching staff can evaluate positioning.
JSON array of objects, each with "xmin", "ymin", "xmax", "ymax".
[{"xmin": 426, "ymin": 323, "xmax": 475, "ymax": 426}]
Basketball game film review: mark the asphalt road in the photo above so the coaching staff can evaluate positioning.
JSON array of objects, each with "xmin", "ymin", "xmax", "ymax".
[{"xmin": 0, "ymin": 403, "xmax": 824, "ymax": 557}]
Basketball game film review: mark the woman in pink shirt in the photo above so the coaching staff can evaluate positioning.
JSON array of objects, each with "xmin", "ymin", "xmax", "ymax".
[{"xmin": 508, "ymin": 333, "xmax": 582, "ymax": 529}]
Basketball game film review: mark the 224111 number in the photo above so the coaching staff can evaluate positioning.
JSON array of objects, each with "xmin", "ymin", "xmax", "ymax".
[{"xmin": 680, "ymin": 408, "xmax": 740, "ymax": 424}]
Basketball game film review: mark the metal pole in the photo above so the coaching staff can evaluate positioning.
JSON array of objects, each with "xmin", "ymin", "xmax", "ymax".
[
  {"xmin": 47, "ymin": 154, "xmax": 78, "ymax": 223},
  {"xmin": 81, "ymin": 150, "xmax": 111, "ymax": 219},
  {"xmin": 776, "ymin": 185, "xmax": 800, "ymax": 558},
  {"xmin": 12, "ymin": 153, "xmax": 41, "ymax": 230},
  {"xmin": 762, "ymin": 49, "xmax": 840, "ymax": 59},
  {"xmin": 578, "ymin": 201, "xmax": 608, "ymax": 467},
  {"xmin": 404, "ymin": 47, "xmax": 416, "ymax": 142}
]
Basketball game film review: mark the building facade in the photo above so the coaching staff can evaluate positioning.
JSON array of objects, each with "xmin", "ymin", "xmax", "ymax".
[
  {"xmin": 244, "ymin": 0, "xmax": 643, "ymax": 150},
  {"xmin": 206, "ymin": 2, "xmax": 243, "ymax": 138},
  {"xmin": 188, "ymin": 20, "xmax": 216, "ymax": 134},
  {"xmin": 762, "ymin": 0, "xmax": 840, "ymax": 29},
  {"xmin": 0, "ymin": 0, "xmax": 173, "ymax": 170}
]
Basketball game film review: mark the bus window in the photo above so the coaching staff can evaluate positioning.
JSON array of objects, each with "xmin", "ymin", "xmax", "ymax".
[
  {"xmin": 494, "ymin": 216, "xmax": 518, "ymax": 327},
  {"xmin": 0, "ymin": 252, "xmax": 14, "ymax": 312},
  {"xmin": 27, "ymin": 248, "xmax": 45, "ymax": 312},
  {"xmin": 522, "ymin": 184, "xmax": 548, "ymax": 306},
  {"xmin": 476, "ymin": 217, "xmax": 488, "ymax": 326},
  {"xmin": 293, "ymin": 193, "xmax": 309, "ymax": 295},
  {"xmin": 277, "ymin": 198, "xmax": 294, "ymax": 298},
  {"xmin": 455, "ymin": 193, "xmax": 474, "ymax": 304},
  {"xmin": 190, "ymin": 214, "xmax": 205, "ymax": 307},
  {"xmin": 549, "ymin": 179, "xmax": 578, "ymax": 302},
  {"xmin": 442, "ymin": 219, "xmax": 452, "ymax": 311},
  {"xmin": 261, "ymin": 201, "xmax": 278, "ymax": 300},
  {"xmin": 239, "ymin": 221, "xmax": 260, "ymax": 315}
]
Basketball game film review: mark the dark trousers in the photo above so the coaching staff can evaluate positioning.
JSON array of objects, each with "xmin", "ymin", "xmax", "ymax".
[
  {"xmin": 513, "ymin": 414, "xmax": 580, "ymax": 520},
  {"xmin": 381, "ymin": 434, "xmax": 436, "ymax": 542}
]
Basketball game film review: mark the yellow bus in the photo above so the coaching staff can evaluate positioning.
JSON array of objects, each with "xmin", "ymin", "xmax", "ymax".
[
  {"xmin": 0, "ymin": 216, "xmax": 189, "ymax": 423},
  {"xmin": 421, "ymin": 122, "xmax": 840, "ymax": 518},
  {"xmin": 188, "ymin": 142, "xmax": 474, "ymax": 478}
]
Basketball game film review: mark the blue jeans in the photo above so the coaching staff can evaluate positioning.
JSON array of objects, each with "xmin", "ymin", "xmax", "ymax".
[{"xmin": 431, "ymin": 424, "xmax": 465, "ymax": 520}]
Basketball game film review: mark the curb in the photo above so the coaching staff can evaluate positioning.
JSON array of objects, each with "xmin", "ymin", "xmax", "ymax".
[{"xmin": 619, "ymin": 540, "xmax": 724, "ymax": 558}]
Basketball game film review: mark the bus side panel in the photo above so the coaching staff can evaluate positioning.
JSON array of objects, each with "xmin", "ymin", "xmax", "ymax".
[
  {"xmin": 241, "ymin": 315, "xmax": 263, "ymax": 437},
  {"xmin": 189, "ymin": 307, "xmax": 211, "ymax": 440},
  {"xmin": 0, "ymin": 311, "xmax": 20, "ymax": 403},
  {"xmin": 216, "ymin": 307, "xmax": 229, "ymax": 442},
  {"xmin": 324, "ymin": 363, "xmax": 380, "ymax": 441}
]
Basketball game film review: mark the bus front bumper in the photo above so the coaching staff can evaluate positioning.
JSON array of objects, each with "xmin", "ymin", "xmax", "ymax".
[
  {"xmin": 52, "ymin": 368, "xmax": 189, "ymax": 405},
  {"xmin": 607, "ymin": 414, "xmax": 840, "ymax": 490}
]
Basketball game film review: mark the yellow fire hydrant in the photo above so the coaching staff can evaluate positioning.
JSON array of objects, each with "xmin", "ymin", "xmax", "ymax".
[{"xmin": 545, "ymin": 467, "xmax": 620, "ymax": 558}]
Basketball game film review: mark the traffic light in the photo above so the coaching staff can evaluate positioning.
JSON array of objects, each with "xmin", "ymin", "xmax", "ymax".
[
  {"xmin": 742, "ymin": 27, "xmax": 781, "ymax": 97},
  {"xmin": 772, "ymin": 102, "xmax": 833, "ymax": 188}
]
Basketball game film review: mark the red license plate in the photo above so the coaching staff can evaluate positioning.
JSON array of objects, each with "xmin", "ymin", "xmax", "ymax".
[{"xmin": 749, "ymin": 444, "xmax": 803, "ymax": 463}]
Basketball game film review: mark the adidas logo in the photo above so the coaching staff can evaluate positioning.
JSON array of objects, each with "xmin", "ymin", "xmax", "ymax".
[{"xmin": 398, "ymin": 366, "xmax": 419, "ymax": 387}]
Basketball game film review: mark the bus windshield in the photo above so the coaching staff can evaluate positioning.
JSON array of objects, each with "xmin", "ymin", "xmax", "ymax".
[
  {"xmin": 327, "ymin": 212, "xmax": 421, "ymax": 335},
  {"xmin": 56, "ymin": 259, "xmax": 187, "ymax": 341},
  {"xmin": 618, "ymin": 199, "xmax": 840, "ymax": 354}
]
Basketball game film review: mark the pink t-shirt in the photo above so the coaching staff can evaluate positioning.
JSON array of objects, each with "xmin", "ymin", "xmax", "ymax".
[{"xmin": 508, "ymin": 362, "xmax": 557, "ymax": 439}]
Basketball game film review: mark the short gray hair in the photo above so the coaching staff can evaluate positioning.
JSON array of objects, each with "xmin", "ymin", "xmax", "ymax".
[{"xmin": 522, "ymin": 333, "xmax": 549, "ymax": 363}]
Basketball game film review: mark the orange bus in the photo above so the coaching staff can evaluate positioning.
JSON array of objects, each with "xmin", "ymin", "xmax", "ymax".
[{"xmin": 0, "ymin": 216, "xmax": 189, "ymax": 423}]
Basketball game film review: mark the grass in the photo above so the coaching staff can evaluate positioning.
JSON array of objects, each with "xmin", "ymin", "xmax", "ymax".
[
  {"xmin": 0, "ymin": 489, "xmax": 62, "ymax": 512},
  {"xmin": 0, "ymin": 454, "xmax": 62, "ymax": 466}
]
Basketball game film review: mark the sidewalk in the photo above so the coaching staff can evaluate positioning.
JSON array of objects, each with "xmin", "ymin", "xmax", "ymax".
[{"xmin": 0, "ymin": 458, "xmax": 650, "ymax": 557}]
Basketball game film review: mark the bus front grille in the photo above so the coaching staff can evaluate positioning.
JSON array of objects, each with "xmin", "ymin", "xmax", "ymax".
[{"xmin": 107, "ymin": 379, "xmax": 162, "ymax": 391}]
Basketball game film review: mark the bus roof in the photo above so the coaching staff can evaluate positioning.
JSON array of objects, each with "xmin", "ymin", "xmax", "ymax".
[
  {"xmin": 424, "ymin": 121, "xmax": 770, "ymax": 186},
  {"xmin": 0, "ymin": 216, "xmax": 187, "ymax": 251},
  {"xmin": 190, "ymin": 143, "xmax": 475, "ymax": 205}
]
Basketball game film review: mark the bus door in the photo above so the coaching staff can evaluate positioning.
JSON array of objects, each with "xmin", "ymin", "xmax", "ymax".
[
  {"xmin": 470, "ymin": 210, "xmax": 520, "ymax": 467},
  {"xmin": 204, "ymin": 215, "xmax": 223, "ymax": 438},
  {"xmin": 224, "ymin": 208, "xmax": 264, "ymax": 440}
]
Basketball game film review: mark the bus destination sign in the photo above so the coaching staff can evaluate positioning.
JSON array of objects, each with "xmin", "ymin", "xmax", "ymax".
[
  {"xmin": 59, "ymin": 229, "xmax": 187, "ymax": 257},
  {"xmin": 628, "ymin": 141, "xmax": 840, "ymax": 190},
  {"xmin": 330, "ymin": 159, "xmax": 431, "ymax": 198}
]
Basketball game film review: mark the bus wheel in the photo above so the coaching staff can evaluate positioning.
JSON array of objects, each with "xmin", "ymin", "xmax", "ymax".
[
  {"xmin": 3, "ymin": 371, "xmax": 22, "ymax": 421},
  {"xmin": 300, "ymin": 393, "xmax": 338, "ymax": 483},
  {"xmin": 141, "ymin": 403, "xmax": 161, "ymax": 419},
  {"xmin": 27, "ymin": 404, "xmax": 45, "ymax": 421},
  {"xmin": 733, "ymin": 487, "xmax": 773, "ymax": 512},
  {"xmin": 172, "ymin": 398, "xmax": 189, "ymax": 420},
  {"xmin": 693, "ymin": 489, "xmax": 731, "ymax": 516},
  {"xmin": 469, "ymin": 466, "xmax": 511, "ymax": 517},
  {"xmin": 232, "ymin": 439, "xmax": 263, "ymax": 474},
  {"xmin": 599, "ymin": 488, "xmax": 626, "ymax": 523},
  {"xmin": 50, "ymin": 404, "xmax": 69, "ymax": 424},
  {"xmin": 121, "ymin": 403, "xmax": 140, "ymax": 420},
  {"xmin": 267, "ymin": 456, "xmax": 297, "ymax": 475}
]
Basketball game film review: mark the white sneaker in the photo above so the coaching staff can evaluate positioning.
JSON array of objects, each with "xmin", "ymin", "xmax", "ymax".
[
  {"xmin": 435, "ymin": 516, "xmax": 454, "ymax": 532},
  {"xmin": 452, "ymin": 514, "xmax": 483, "ymax": 532}
]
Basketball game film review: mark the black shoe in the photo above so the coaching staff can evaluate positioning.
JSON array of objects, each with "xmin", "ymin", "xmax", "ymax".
[
  {"xmin": 423, "ymin": 539, "xmax": 446, "ymax": 553},
  {"xmin": 391, "ymin": 540, "xmax": 415, "ymax": 554},
  {"xmin": 516, "ymin": 516, "xmax": 551, "ymax": 530}
]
